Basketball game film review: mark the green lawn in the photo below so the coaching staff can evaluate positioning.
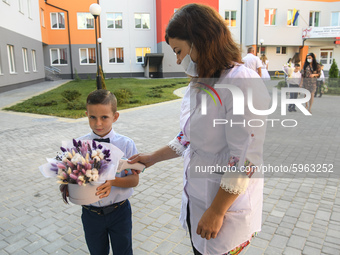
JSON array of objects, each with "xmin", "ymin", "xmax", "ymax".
[{"xmin": 5, "ymin": 78, "xmax": 189, "ymax": 119}]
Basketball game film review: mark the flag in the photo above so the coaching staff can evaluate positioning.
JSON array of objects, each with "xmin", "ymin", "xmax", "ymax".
[{"xmin": 292, "ymin": 8, "xmax": 299, "ymax": 26}]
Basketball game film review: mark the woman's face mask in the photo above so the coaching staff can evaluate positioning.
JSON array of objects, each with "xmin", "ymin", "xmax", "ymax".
[
  {"xmin": 307, "ymin": 56, "xmax": 313, "ymax": 63},
  {"xmin": 181, "ymin": 44, "xmax": 198, "ymax": 77}
]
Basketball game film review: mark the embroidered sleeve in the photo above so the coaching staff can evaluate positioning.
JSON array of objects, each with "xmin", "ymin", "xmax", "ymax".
[
  {"xmin": 220, "ymin": 156, "xmax": 258, "ymax": 195},
  {"xmin": 167, "ymin": 131, "xmax": 190, "ymax": 156}
]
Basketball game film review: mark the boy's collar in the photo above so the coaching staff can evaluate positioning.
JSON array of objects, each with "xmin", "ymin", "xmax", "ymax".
[{"xmin": 92, "ymin": 128, "xmax": 116, "ymax": 140}]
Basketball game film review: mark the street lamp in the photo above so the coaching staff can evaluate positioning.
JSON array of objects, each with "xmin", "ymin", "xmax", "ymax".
[
  {"xmin": 97, "ymin": 38, "xmax": 103, "ymax": 69},
  {"xmin": 90, "ymin": 3, "xmax": 102, "ymax": 89},
  {"xmin": 259, "ymin": 39, "xmax": 264, "ymax": 56}
]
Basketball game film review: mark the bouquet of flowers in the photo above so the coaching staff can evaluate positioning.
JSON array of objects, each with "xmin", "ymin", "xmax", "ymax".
[
  {"xmin": 321, "ymin": 84, "xmax": 328, "ymax": 94},
  {"xmin": 40, "ymin": 139, "xmax": 124, "ymax": 205}
]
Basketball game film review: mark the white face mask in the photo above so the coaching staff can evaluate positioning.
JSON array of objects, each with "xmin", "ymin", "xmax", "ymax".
[
  {"xmin": 307, "ymin": 58, "xmax": 312, "ymax": 63},
  {"xmin": 180, "ymin": 44, "xmax": 198, "ymax": 77}
]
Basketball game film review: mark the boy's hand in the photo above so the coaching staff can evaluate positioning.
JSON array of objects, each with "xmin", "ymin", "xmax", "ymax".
[{"xmin": 96, "ymin": 181, "xmax": 112, "ymax": 199}]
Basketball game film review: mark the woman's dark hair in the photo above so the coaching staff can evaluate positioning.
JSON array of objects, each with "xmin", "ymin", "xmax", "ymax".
[
  {"xmin": 86, "ymin": 89, "xmax": 117, "ymax": 113},
  {"xmin": 291, "ymin": 53, "xmax": 300, "ymax": 65},
  {"xmin": 165, "ymin": 3, "xmax": 241, "ymax": 78},
  {"xmin": 303, "ymin": 52, "xmax": 318, "ymax": 71}
]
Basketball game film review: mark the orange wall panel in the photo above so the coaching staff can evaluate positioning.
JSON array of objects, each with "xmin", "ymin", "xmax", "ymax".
[
  {"xmin": 40, "ymin": 0, "xmax": 99, "ymax": 45},
  {"xmin": 156, "ymin": 0, "xmax": 219, "ymax": 44}
]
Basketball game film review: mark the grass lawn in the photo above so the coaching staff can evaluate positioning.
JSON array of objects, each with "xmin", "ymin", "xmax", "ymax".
[{"xmin": 5, "ymin": 78, "xmax": 189, "ymax": 119}]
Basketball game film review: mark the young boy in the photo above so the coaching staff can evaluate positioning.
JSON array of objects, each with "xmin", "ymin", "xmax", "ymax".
[
  {"xmin": 288, "ymin": 64, "xmax": 301, "ymax": 112},
  {"xmin": 78, "ymin": 89, "xmax": 139, "ymax": 255}
]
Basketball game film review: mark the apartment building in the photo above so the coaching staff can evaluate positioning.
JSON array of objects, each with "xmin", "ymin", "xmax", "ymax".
[
  {"xmin": 1, "ymin": 0, "xmax": 340, "ymax": 90},
  {"xmin": 0, "ymin": 0, "xmax": 44, "ymax": 91}
]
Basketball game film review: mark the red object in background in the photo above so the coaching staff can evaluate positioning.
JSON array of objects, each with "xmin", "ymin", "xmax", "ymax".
[{"xmin": 334, "ymin": 37, "xmax": 340, "ymax": 44}]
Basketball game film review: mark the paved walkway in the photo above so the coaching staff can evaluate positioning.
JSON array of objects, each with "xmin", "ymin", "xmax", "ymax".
[{"xmin": 0, "ymin": 80, "xmax": 339, "ymax": 255}]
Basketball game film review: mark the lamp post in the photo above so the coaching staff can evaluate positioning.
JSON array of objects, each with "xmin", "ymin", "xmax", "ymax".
[
  {"xmin": 97, "ymin": 38, "xmax": 103, "ymax": 69},
  {"xmin": 90, "ymin": 3, "xmax": 102, "ymax": 89},
  {"xmin": 259, "ymin": 39, "xmax": 264, "ymax": 56}
]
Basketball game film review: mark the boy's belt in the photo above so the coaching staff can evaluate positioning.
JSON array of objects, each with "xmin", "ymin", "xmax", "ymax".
[{"xmin": 82, "ymin": 200, "xmax": 126, "ymax": 215}]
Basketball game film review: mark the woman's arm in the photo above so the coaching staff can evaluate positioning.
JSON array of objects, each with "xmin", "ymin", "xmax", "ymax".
[
  {"xmin": 196, "ymin": 188, "xmax": 239, "ymax": 240},
  {"xmin": 128, "ymin": 146, "xmax": 179, "ymax": 168}
]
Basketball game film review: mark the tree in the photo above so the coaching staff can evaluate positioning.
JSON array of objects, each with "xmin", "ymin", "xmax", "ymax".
[{"xmin": 329, "ymin": 59, "xmax": 339, "ymax": 78}]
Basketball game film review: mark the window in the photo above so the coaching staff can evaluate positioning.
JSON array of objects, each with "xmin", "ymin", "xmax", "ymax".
[
  {"xmin": 50, "ymin": 48, "xmax": 67, "ymax": 65},
  {"xmin": 276, "ymin": 47, "xmax": 287, "ymax": 55},
  {"xmin": 225, "ymin": 11, "xmax": 236, "ymax": 27},
  {"xmin": 107, "ymin": 13, "xmax": 122, "ymax": 29},
  {"xmin": 31, "ymin": 50, "xmax": 37, "ymax": 71},
  {"xmin": 51, "ymin": 12, "xmax": 65, "ymax": 29},
  {"xmin": 309, "ymin": 11, "xmax": 320, "ymax": 27},
  {"xmin": 264, "ymin": 9, "xmax": 276, "ymax": 25},
  {"xmin": 287, "ymin": 9, "xmax": 299, "ymax": 26},
  {"xmin": 109, "ymin": 48, "xmax": 124, "ymax": 63},
  {"xmin": 80, "ymin": 48, "xmax": 96, "ymax": 64},
  {"xmin": 7, "ymin": 45, "xmax": 16, "ymax": 73},
  {"xmin": 77, "ymin": 13, "xmax": 94, "ymax": 29},
  {"xmin": 19, "ymin": 0, "xmax": 24, "ymax": 13},
  {"xmin": 135, "ymin": 13, "xmax": 150, "ymax": 29},
  {"xmin": 331, "ymin": 12, "xmax": 340, "ymax": 26},
  {"xmin": 136, "ymin": 47, "xmax": 150, "ymax": 63},
  {"xmin": 41, "ymin": 9, "xmax": 45, "ymax": 27},
  {"xmin": 22, "ymin": 48, "xmax": 29, "ymax": 72}
]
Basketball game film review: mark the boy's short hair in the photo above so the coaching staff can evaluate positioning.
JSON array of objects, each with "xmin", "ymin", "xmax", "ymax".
[
  {"xmin": 86, "ymin": 89, "xmax": 117, "ymax": 113},
  {"xmin": 295, "ymin": 63, "xmax": 300, "ymax": 67}
]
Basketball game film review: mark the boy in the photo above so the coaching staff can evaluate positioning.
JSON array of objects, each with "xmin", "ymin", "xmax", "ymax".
[
  {"xmin": 288, "ymin": 64, "xmax": 301, "ymax": 112},
  {"xmin": 78, "ymin": 89, "xmax": 139, "ymax": 255}
]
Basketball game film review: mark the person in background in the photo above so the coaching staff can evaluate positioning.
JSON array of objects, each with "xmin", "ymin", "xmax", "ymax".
[
  {"xmin": 242, "ymin": 46, "xmax": 262, "ymax": 77},
  {"xmin": 260, "ymin": 54, "xmax": 270, "ymax": 80},
  {"xmin": 288, "ymin": 64, "xmax": 301, "ymax": 112},
  {"xmin": 301, "ymin": 53, "xmax": 321, "ymax": 113},
  {"xmin": 315, "ymin": 63, "xmax": 325, "ymax": 97}
]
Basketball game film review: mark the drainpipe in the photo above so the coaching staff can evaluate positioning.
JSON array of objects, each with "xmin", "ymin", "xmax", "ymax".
[
  {"xmin": 255, "ymin": 0, "xmax": 260, "ymax": 55},
  {"xmin": 44, "ymin": 0, "xmax": 74, "ymax": 79},
  {"xmin": 240, "ymin": 0, "xmax": 243, "ymax": 48}
]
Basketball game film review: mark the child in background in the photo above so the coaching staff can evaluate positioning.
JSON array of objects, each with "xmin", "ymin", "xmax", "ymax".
[
  {"xmin": 78, "ymin": 89, "xmax": 139, "ymax": 255},
  {"xmin": 288, "ymin": 64, "xmax": 301, "ymax": 112}
]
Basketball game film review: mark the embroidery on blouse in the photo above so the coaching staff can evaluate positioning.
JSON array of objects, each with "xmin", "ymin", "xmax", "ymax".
[
  {"xmin": 222, "ymin": 232, "xmax": 258, "ymax": 255},
  {"xmin": 226, "ymin": 156, "xmax": 257, "ymax": 178},
  {"xmin": 176, "ymin": 131, "xmax": 190, "ymax": 148}
]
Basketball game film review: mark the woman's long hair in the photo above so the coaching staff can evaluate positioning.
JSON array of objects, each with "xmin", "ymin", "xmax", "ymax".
[
  {"xmin": 165, "ymin": 4, "xmax": 241, "ymax": 78},
  {"xmin": 303, "ymin": 52, "xmax": 318, "ymax": 71}
]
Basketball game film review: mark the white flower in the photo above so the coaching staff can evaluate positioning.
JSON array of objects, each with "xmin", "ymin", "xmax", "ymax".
[
  {"xmin": 93, "ymin": 156, "xmax": 101, "ymax": 162},
  {"xmin": 92, "ymin": 168, "xmax": 98, "ymax": 175},
  {"xmin": 85, "ymin": 170, "xmax": 92, "ymax": 177},
  {"xmin": 71, "ymin": 153, "xmax": 83, "ymax": 165},
  {"xmin": 99, "ymin": 153, "xmax": 105, "ymax": 160},
  {"xmin": 92, "ymin": 174, "xmax": 99, "ymax": 181},
  {"xmin": 91, "ymin": 151, "xmax": 97, "ymax": 158},
  {"xmin": 78, "ymin": 175, "xmax": 84, "ymax": 182}
]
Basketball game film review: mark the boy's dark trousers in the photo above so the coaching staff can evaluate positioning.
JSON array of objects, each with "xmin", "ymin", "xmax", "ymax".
[
  {"xmin": 81, "ymin": 200, "xmax": 133, "ymax": 255},
  {"xmin": 315, "ymin": 80, "xmax": 322, "ymax": 97},
  {"xmin": 288, "ymin": 84, "xmax": 299, "ymax": 111}
]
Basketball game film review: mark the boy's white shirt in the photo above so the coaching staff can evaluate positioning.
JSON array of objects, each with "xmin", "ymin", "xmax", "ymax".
[
  {"xmin": 288, "ymin": 70, "xmax": 301, "ymax": 86},
  {"xmin": 77, "ymin": 128, "xmax": 138, "ymax": 206}
]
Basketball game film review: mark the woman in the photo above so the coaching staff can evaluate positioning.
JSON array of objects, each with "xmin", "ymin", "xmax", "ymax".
[
  {"xmin": 260, "ymin": 54, "xmax": 270, "ymax": 80},
  {"xmin": 301, "ymin": 53, "xmax": 321, "ymax": 113},
  {"xmin": 129, "ymin": 4, "xmax": 270, "ymax": 255}
]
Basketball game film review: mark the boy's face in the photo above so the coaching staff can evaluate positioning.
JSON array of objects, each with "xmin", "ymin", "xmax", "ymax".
[
  {"xmin": 86, "ymin": 104, "xmax": 119, "ymax": 137},
  {"xmin": 294, "ymin": 66, "xmax": 300, "ymax": 72}
]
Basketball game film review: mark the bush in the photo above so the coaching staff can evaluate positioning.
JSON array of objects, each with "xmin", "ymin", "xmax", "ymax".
[
  {"xmin": 114, "ymin": 88, "xmax": 133, "ymax": 105},
  {"xmin": 329, "ymin": 59, "xmax": 339, "ymax": 78},
  {"xmin": 276, "ymin": 80, "xmax": 287, "ymax": 89},
  {"xmin": 66, "ymin": 101, "xmax": 86, "ymax": 110},
  {"xmin": 61, "ymin": 90, "xmax": 82, "ymax": 102},
  {"xmin": 74, "ymin": 68, "xmax": 81, "ymax": 82},
  {"xmin": 33, "ymin": 100, "xmax": 58, "ymax": 107}
]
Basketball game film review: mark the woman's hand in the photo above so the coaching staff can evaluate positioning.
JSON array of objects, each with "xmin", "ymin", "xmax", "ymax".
[
  {"xmin": 196, "ymin": 207, "xmax": 224, "ymax": 240},
  {"xmin": 128, "ymin": 153, "xmax": 156, "ymax": 168}
]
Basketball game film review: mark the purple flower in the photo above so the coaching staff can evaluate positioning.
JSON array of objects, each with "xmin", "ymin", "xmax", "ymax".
[
  {"xmin": 60, "ymin": 147, "xmax": 67, "ymax": 152},
  {"xmin": 73, "ymin": 139, "xmax": 78, "ymax": 147}
]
